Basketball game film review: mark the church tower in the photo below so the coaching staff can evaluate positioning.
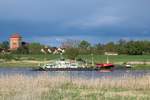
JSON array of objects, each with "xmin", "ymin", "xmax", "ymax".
[{"xmin": 10, "ymin": 33, "xmax": 22, "ymax": 50}]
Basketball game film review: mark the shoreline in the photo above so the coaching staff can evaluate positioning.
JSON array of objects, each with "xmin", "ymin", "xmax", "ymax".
[{"xmin": 0, "ymin": 60, "xmax": 150, "ymax": 70}]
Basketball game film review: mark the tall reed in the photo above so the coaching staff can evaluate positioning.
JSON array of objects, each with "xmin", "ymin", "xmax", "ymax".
[{"xmin": 0, "ymin": 74, "xmax": 150, "ymax": 100}]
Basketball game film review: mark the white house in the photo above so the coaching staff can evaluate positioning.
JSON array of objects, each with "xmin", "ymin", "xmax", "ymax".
[
  {"xmin": 41, "ymin": 47, "xmax": 65, "ymax": 54},
  {"xmin": 104, "ymin": 52, "xmax": 118, "ymax": 56}
]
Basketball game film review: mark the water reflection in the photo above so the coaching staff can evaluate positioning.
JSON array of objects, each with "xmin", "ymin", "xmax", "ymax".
[{"xmin": 0, "ymin": 67, "xmax": 149, "ymax": 79}]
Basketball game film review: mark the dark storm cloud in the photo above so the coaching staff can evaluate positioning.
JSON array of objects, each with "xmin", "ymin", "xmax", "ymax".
[{"xmin": 0, "ymin": 0, "xmax": 150, "ymax": 45}]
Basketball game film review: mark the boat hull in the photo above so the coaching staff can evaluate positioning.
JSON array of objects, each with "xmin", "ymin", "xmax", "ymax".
[{"xmin": 33, "ymin": 67, "xmax": 101, "ymax": 71}]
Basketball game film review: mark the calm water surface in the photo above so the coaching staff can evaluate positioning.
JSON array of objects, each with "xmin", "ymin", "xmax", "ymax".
[{"xmin": 0, "ymin": 67, "xmax": 149, "ymax": 79}]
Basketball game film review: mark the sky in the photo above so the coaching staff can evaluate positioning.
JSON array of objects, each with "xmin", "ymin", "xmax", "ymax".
[{"xmin": 0, "ymin": 0, "xmax": 150, "ymax": 46}]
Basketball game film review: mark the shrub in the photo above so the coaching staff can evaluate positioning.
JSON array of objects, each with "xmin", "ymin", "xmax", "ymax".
[
  {"xmin": 0, "ymin": 54, "xmax": 15, "ymax": 61},
  {"xmin": 65, "ymin": 48, "xmax": 79, "ymax": 60}
]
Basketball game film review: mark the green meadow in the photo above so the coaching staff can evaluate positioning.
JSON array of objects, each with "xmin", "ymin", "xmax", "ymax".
[
  {"xmin": 6, "ymin": 54, "xmax": 150, "ymax": 62},
  {"xmin": 0, "ymin": 54, "xmax": 150, "ymax": 69},
  {"xmin": 78, "ymin": 54, "xmax": 150, "ymax": 63}
]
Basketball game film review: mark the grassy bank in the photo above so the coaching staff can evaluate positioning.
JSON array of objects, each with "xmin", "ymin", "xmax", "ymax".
[
  {"xmin": 133, "ymin": 64, "xmax": 150, "ymax": 70},
  {"xmin": 9, "ymin": 54, "xmax": 150, "ymax": 62},
  {"xmin": 0, "ymin": 54, "xmax": 150, "ymax": 69},
  {"xmin": 78, "ymin": 54, "xmax": 150, "ymax": 63},
  {"xmin": 0, "ymin": 74, "xmax": 150, "ymax": 100},
  {"xmin": 0, "ymin": 61, "xmax": 38, "ymax": 68}
]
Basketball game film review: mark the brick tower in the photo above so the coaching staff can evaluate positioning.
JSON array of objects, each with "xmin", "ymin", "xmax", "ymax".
[{"xmin": 10, "ymin": 33, "xmax": 22, "ymax": 50}]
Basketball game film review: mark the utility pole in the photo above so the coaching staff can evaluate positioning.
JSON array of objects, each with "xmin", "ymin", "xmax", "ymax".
[
  {"xmin": 106, "ymin": 55, "xmax": 109, "ymax": 64},
  {"xmin": 85, "ymin": 59, "xmax": 88, "ymax": 67},
  {"xmin": 91, "ymin": 53, "xmax": 94, "ymax": 66},
  {"xmin": 60, "ymin": 53, "xmax": 63, "ymax": 60}
]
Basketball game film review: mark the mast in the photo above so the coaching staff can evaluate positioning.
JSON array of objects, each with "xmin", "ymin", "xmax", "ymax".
[
  {"xmin": 91, "ymin": 53, "xmax": 94, "ymax": 66},
  {"xmin": 106, "ymin": 55, "xmax": 109, "ymax": 64}
]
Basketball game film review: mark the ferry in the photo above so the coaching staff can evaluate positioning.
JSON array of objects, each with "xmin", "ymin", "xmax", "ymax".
[
  {"xmin": 35, "ymin": 59, "xmax": 100, "ymax": 71},
  {"xmin": 34, "ymin": 55, "xmax": 114, "ymax": 72}
]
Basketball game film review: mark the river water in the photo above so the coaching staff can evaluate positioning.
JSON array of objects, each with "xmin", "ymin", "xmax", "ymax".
[{"xmin": 0, "ymin": 67, "xmax": 149, "ymax": 79}]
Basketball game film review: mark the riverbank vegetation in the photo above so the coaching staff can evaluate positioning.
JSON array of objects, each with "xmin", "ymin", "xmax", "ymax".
[
  {"xmin": 0, "ymin": 54, "xmax": 150, "ymax": 68},
  {"xmin": 1, "ymin": 39, "xmax": 150, "ymax": 69},
  {"xmin": 1, "ymin": 54, "xmax": 150, "ymax": 62},
  {"xmin": 0, "ymin": 74, "xmax": 150, "ymax": 100},
  {"xmin": 1, "ymin": 40, "xmax": 150, "ymax": 55}
]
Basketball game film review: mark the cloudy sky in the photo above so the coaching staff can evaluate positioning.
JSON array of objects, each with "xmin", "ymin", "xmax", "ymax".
[{"xmin": 0, "ymin": 0, "xmax": 150, "ymax": 46}]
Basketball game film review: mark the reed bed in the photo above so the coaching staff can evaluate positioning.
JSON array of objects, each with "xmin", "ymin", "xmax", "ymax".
[{"xmin": 0, "ymin": 74, "xmax": 150, "ymax": 100}]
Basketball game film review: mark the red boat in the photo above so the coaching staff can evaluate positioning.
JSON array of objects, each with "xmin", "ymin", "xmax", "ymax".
[
  {"xmin": 96, "ymin": 63, "xmax": 114, "ymax": 68},
  {"xmin": 96, "ymin": 63, "xmax": 115, "ymax": 72},
  {"xmin": 96, "ymin": 55, "xmax": 115, "ymax": 71}
]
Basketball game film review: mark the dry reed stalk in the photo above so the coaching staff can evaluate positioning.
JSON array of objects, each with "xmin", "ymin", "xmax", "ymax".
[{"xmin": 0, "ymin": 74, "xmax": 150, "ymax": 100}]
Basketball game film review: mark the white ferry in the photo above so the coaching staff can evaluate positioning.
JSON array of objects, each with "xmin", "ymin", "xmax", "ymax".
[{"xmin": 36, "ymin": 59, "xmax": 100, "ymax": 71}]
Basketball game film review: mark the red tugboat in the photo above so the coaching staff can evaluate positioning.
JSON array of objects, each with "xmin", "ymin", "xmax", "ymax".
[{"xmin": 96, "ymin": 56, "xmax": 115, "ymax": 72}]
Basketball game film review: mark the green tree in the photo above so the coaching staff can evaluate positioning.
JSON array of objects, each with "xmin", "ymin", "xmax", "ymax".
[
  {"xmin": 104, "ymin": 42, "xmax": 117, "ymax": 52},
  {"xmin": 1, "ymin": 41, "xmax": 9, "ymax": 49},
  {"xmin": 117, "ymin": 39, "xmax": 128, "ymax": 54},
  {"xmin": 78, "ymin": 40, "xmax": 91, "ymax": 54},
  {"xmin": 65, "ymin": 48, "xmax": 79, "ymax": 60},
  {"xmin": 126, "ymin": 41, "xmax": 143, "ymax": 55},
  {"xmin": 78, "ymin": 40, "xmax": 91, "ymax": 49},
  {"xmin": 0, "ymin": 54, "xmax": 15, "ymax": 61},
  {"xmin": 28, "ymin": 43, "xmax": 44, "ymax": 54},
  {"xmin": 16, "ymin": 46, "xmax": 29, "ymax": 54},
  {"xmin": 93, "ymin": 43, "xmax": 104, "ymax": 54},
  {"xmin": 141, "ymin": 40, "xmax": 150, "ymax": 54}
]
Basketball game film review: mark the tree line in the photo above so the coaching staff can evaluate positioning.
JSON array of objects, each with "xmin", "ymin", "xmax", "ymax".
[
  {"xmin": 0, "ymin": 39, "xmax": 150, "ymax": 55},
  {"xmin": 0, "ymin": 41, "xmax": 44, "ymax": 54},
  {"xmin": 62, "ymin": 39, "xmax": 150, "ymax": 55}
]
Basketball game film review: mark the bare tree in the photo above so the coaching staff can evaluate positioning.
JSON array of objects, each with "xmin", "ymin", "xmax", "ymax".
[{"xmin": 61, "ymin": 39, "xmax": 80, "ymax": 48}]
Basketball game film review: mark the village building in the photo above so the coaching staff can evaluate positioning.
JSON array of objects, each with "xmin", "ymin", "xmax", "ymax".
[
  {"xmin": 104, "ymin": 52, "xmax": 118, "ymax": 56},
  {"xmin": 8, "ymin": 33, "xmax": 65, "ymax": 54},
  {"xmin": 9, "ymin": 33, "xmax": 22, "ymax": 50},
  {"xmin": 41, "ymin": 47, "xmax": 65, "ymax": 54}
]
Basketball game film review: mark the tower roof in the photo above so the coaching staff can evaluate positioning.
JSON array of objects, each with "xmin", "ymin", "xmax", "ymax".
[{"xmin": 10, "ymin": 33, "xmax": 22, "ymax": 38}]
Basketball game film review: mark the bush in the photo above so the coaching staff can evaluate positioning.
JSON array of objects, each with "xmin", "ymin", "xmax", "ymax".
[
  {"xmin": 65, "ymin": 48, "xmax": 79, "ymax": 60},
  {"xmin": 0, "ymin": 54, "xmax": 15, "ymax": 61}
]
